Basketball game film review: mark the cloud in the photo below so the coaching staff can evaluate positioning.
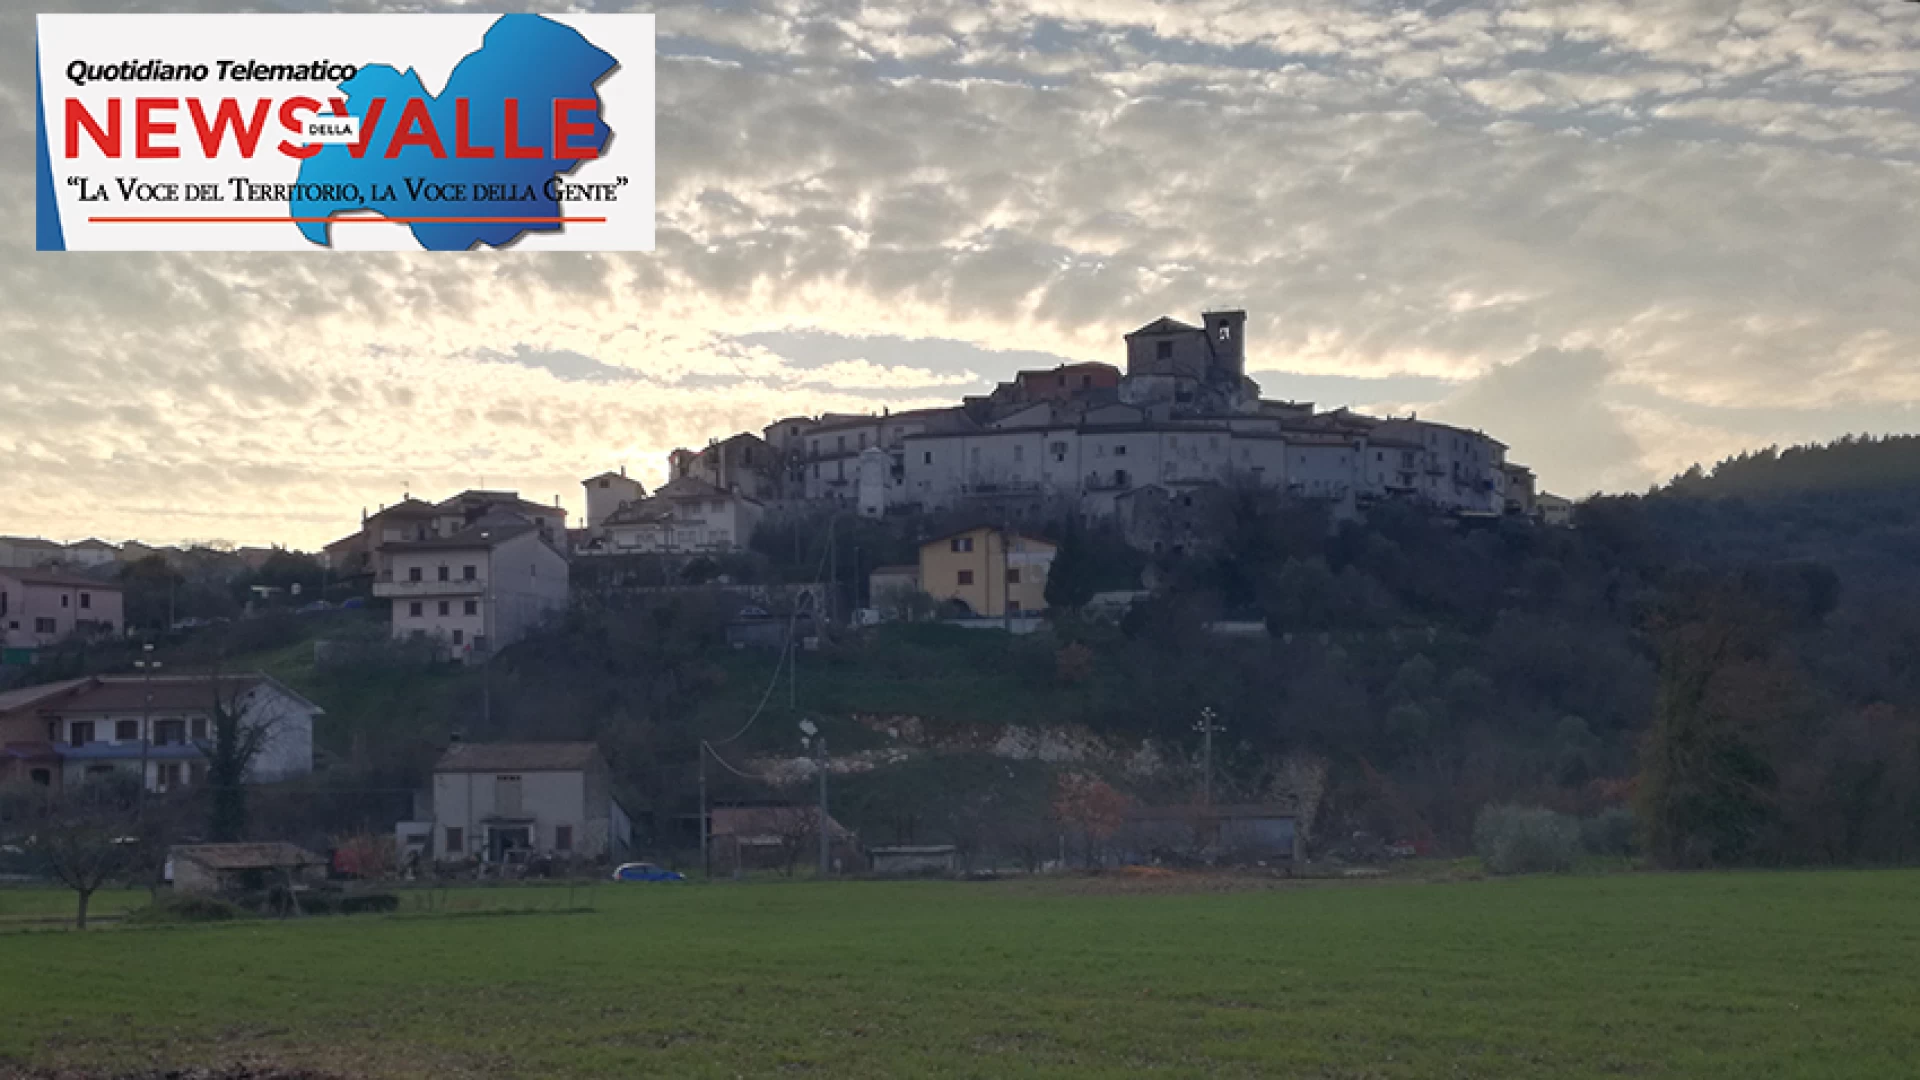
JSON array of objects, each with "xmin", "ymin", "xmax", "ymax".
[
  {"xmin": 1429, "ymin": 346, "xmax": 1644, "ymax": 495},
  {"xmin": 0, "ymin": 0, "xmax": 1915, "ymax": 545}
]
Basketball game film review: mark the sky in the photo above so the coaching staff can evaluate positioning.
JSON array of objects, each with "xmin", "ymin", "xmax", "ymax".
[{"xmin": 3, "ymin": 0, "xmax": 1917, "ymax": 549}]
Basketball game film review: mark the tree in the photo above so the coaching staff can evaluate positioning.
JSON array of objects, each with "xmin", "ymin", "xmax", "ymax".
[
  {"xmin": 1044, "ymin": 519, "xmax": 1100, "ymax": 612},
  {"xmin": 25, "ymin": 777, "xmax": 143, "ymax": 929},
  {"xmin": 201, "ymin": 672, "xmax": 295, "ymax": 842},
  {"xmin": 1052, "ymin": 772, "xmax": 1130, "ymax": 868},
  {"xmin": 1635, "ymin": 584, "xmax": 1792, "ymax": 867}
]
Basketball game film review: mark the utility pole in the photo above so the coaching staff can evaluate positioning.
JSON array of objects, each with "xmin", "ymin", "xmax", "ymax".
[
  {"xmin": 698, "ymin": 740, "xmax": 710, "ymax": 880},
  {"xmin": 135, "ymin": 644, "xmax": 161, "ymax": 816},
  {"xmin": 816, "ymin": 732, "xmax": 830, "ymax": 878},
  {"xmin": 1195, "ymin": 707, "xmax": 1223, "ymax": 809}
]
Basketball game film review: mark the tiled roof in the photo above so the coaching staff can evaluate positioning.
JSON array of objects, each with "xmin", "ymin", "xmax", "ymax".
[
  {"xmin": 172, "ymin": 842, "xmax": 325, "ymax": 870},
  {"xmin": 0, "ymin": 677, "xmax": 95, "ymax": 716},
  {"xmin": 379, "ymin": 521, "xmax": 536, "ymax": 552},
  {"xmin": 435, "ymin": 741, "xmax": 602, "ymax": 773},
  {"xmin": 40, "ymin": 675, "xmax": 319, "ymax": 717},
  {"xmin": 0, "ymin": 569, "xmax": 121, "ymax": 590},
  {"xmin": 1126, "ymin": 316, "xmax": 1201, "ymax": 336}
]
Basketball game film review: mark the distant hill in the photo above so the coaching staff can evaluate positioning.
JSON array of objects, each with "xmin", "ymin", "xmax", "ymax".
[{"xmin": 1659, "ymin": 434, "xmax": 1920, "ymax": 499}]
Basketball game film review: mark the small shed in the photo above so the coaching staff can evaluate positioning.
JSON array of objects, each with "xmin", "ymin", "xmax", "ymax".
[
  {"xmin": 170, "ymin": 842, "xmax": 327, "ymax": 895},
  {"xmin": 868, "ymin": 845, "xmax": 958, "ymax": 877}
]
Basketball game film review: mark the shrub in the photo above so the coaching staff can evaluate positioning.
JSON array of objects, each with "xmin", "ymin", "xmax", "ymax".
[
  {"xmin": 126, "ymin": 894, "xmax": 246, "ymax": 924},
  {"xmin": 338, "ymin": 893, "xmax": 401, "ymax": 915},
  {"xmin": 1473, "ymin": 804, "xmax": 1580, "ymax": 875},
  {"xmin": 1580, "ymin": 808, "xmax": 1638, "ymax": 857}
]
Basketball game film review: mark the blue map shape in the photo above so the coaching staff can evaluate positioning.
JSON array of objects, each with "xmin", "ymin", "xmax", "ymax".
[{"xmin": 293, "ymin": 14, "xmax": 615, "ymax": 251}]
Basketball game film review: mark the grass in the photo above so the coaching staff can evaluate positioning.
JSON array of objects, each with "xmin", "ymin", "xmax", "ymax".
[
  {"xmin": 0, "ymin": 886, "xmax": 146, "ymax": 925},
  {"xmin": 3, "ymin": 870, "xmax": 1919, "ymax": 1078}
]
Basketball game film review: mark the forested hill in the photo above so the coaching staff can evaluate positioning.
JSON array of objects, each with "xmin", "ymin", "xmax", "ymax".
[
  {"xmin": 1622, "ymin": 434, "xmax": 1920, "ymax": 581},
  {"xmin": 1661, "ymin": 434, "xmax": 1920, "ymax": 498}
]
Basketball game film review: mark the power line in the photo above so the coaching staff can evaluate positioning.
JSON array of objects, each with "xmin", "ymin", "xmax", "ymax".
[{"xmin": 709, "ymin": 510, "xmax": 836, "ymax": 747}]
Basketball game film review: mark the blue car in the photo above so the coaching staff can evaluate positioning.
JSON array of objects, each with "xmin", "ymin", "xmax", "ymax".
[{"xmin": 611, "ymin": 862, "xmax": 686, "ymax": 883}]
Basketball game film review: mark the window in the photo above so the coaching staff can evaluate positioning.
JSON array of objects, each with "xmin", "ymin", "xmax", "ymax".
[
  {"xmin": 409, "ymin": 601, "xmax": 423, "ymax": 617},
  {"xmin": 1051, "ymin": 441, "xmax": 1067, "ymax": 458},
  {"xmin": 70, "ymin": 721, "xmax": 94, "ymax": 747},
  {"xmin": 555, "ymin": 825, "xmax": 573, "ymax": 852},
  {"xmin": 157, "ymin": 763, "xmax": 183, "ymax": 790},
  {"xmin": 80, "ymin": 592, "xmax": 91, "ymax": 609},
  {"xmin": 445, "ymin": 827, "xmax": 463, "ymax": 855},
  {"xmin": 438, "ymin": 566, "xmax": 450, "ymax": 581},
  {"xmin": 1156, "ymin": 340, "xmax": 1173, "ymax": 360},
  {"xmin": 858, "ymin": 433, "xmax": 868, "ymax": 450},
  {"xmin": 837, "ymin": 435, "xmax": 846, "ymax": 452},
  {"xmin": 60, "ymin": 594, "xmax": 69, "ymax": 608},
  {"xmin": 1113, "ymin": 444, "xmax": 1127, "ymax": 457},
  {"xmin": 34, "ymin": 616, "xmax": 56, "ymax": 633},
  {"xmin": 191, "ymin": 718, "xmax": 207, "ymax": 740},
  {"xmin": 116, "ymin": 720, "xmax": 139, "ymax": 741},
  {"xmin": 923, "ymin": 452, "xmax": 932, "ymax": 465},
  {"xmin": 436, "ymin": 601, "xmax": 450, "ymax": 616},
  {"xmin": 28, "ymin": 768, "xmax": 50, "ymax": 787},
  {"xmin": 0, "ymin": 591, "xmax": 7, "ymax": 617},
  {"xmin": 958, "ymin": 570, "xmax": 974, "ymax": 585},
  {"xmin": 951, "ymin": 536, "xmax": 974, "ymax": 553},
  {"xmin": 463, "ymin": 565, "xmax": 477, "ymax": 581},
  {"xmin": 1008, "ymin": 599, "xmax": 1023, "ymax": 615},
  {"xmin": 156, "ymin": 720, "xmax": 186, "ymax": 745},
  {"xmin": 599, "ymin": 478, "xmax": 610, "ymax": 488},
  {"xmin": 1006, "ymin": 569, "xmax": 1021, "ymax": 584},
  {"xmin": 452, "ymin": 629, "xmax": 464, "ymax": 645},
  {"xmin": 1115, "ymin": 469, "xmax": 1130, "ymax": 487},
  {"xmin": 464, "ymin": 600, "xmax": 479, "ymax": 616},
  {"xmin": 408, "ymin": 566, "xmax": 422, "ymax": 582},
  {"xmin": 1218, "ymin": 324, "xmax": 1231, "ymax": 342}
]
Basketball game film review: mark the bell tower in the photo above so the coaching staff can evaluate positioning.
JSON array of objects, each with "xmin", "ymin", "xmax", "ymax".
[{"xmin": 1202, "ymin": 309, "xmax": 1246, "ymax": 380}]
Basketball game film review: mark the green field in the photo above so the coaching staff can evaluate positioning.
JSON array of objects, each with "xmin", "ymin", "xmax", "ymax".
[{"xmin": 2, "ymin": 871, "xmax": 1918, "ymax": 1078}]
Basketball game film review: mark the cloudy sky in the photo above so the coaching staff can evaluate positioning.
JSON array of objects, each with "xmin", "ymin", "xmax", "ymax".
[{"xmin": 5, "ymin": 0, "xmax": 1918, "ymax": 549}]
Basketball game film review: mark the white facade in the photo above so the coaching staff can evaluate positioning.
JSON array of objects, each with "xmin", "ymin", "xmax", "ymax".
[
  {"xmin": 1374, "ymin": 419, "xmax": 1507, "ymax": 513},
  {"xmin": 582, "ymin": 471, "xmax": 647, "ymax": 535},
  {"xmin": 379, "ymin": 527, "xmax": 569, "ymax": 659},
  {"xmin": 429, "ymin": 744, "xmax": 629, "ymax": 862},
  {"xmin": 39, "ymin": 676, "xmax": 317, "ymax": 792},
  {"xmin": 601, "ymin": 480, "xmax": 766, "ymax": 554}
]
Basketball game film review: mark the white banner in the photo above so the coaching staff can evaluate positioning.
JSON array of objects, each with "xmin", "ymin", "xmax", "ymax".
[{"xmin": 36, "ymin": 13, "xmax": 654, "ymax": 252}]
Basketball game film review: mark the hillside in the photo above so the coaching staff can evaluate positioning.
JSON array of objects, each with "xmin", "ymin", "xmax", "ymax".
[{"xmin": 15, "ymin": 433, "xmax": 1920, "ymax": 867}]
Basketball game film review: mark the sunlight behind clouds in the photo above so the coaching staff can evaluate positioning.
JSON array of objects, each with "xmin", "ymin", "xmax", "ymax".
[{"xmin": 2, "ymin": 0, "xmax": 1916, "ymax": 545}]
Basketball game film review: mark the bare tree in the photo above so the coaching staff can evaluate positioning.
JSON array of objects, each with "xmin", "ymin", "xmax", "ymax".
[
  {"xmin": 26, "ymin": 777, "xmax": 143, "ymax": 929},
  {"xmin": 766, "ymin": 805, "xmax": 819, "ymax": 877},
  {"xmin": 199, "ymin": 671, "xmax": 297, "ymax": 843}
]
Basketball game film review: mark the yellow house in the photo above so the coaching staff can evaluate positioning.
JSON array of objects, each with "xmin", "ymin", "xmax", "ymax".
[{"xmin": 918, "ymin": 526, "xmax": 1055, "ymax": 617}]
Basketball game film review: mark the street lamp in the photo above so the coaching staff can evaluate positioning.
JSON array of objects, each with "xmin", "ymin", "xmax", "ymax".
[
  {"xmin": 800, "ymin": 719, "xmax": 828, "ymax": 878},
  {"xmin": 1194, "ymin": 707, "xmax": 1224, "ymax": 810},
  {"xmin": 134, "ymin": 644, "xmax": 162, "ymax": 809}
]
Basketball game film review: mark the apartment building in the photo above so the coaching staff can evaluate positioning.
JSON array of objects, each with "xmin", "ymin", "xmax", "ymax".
[
  {"xmin": 375, "ymin": 517, "xmax": 570, "ymax": 661},
  {"xmin": 0, "ymin": 570, "xmax": 123, "ymax": 649},
  {"xmin": 918, "ymin": 526, "xmax": 1055, "ymax": 618}
]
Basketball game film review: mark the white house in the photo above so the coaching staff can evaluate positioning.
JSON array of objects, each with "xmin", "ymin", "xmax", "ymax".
[
  {"xmin": 600, "ymin": 477, "xmax": 765, "ymax": 554},
  {"xmin": 0, "ymin": 536, "xmax": 64, "ymax": 569},
  {"xmin": 426, "ymin": 741, "xmax": 632, "ymax": 862},
  {"xmin": 581, "ymin": 469, "xmax": 648, "ymax": 537},
  {"xmin": 375, "ymin": 517, "xmax": 569, "ymax": 660},
  {"xmin": 29, "ymin": 674, "xmax": 318, "ymax": 792}
]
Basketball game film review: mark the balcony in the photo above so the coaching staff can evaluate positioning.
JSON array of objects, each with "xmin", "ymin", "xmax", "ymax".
[{"xmin": 373, "ymin": 576, "xmax": 487, "ymax": 599}]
